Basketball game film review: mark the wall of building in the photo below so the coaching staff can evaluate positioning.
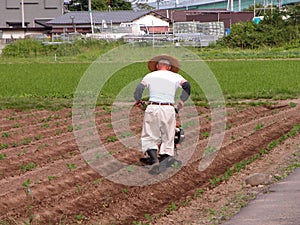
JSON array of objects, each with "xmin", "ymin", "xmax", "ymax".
[
  {"xmin": 0, "ymin": 0, "xmax": 64, "ymax": 28},
  {"xmin": 134, "ymin": 14, "xmax": 169, "ymax": 33}
]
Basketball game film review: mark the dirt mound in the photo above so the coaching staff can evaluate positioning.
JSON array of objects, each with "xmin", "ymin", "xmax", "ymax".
[{"xmin": 0, "ymin": 99, "xmax": 300, "ymax": 224}]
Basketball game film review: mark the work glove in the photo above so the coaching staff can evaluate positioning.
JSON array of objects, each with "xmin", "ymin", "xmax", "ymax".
[
  {"xmin": 176, "ymin": 100, "xmax": 184, "ymax": 111},
  {"xmin": 135, "ymin": 100, "xmax": 147, "ymax": 110}
]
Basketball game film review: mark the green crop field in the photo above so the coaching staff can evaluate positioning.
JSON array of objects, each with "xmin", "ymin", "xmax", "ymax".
[{"xmin": 0, "ymin": 58, "xmax": 299, "ymax": 110}]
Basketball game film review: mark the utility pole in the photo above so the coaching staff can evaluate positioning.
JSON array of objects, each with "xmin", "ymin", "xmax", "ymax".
[
  {"xmin": 21, "ymin": 0, "xmax": 25, "ymax": 28},
  {"xmin": 89, "ymin": 0, "xmax": 94, "ymax": 34}
]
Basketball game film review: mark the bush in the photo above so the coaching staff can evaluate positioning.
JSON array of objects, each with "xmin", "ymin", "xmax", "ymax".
[
  {"xmin": 218, "ymin": 5, "xmax": 300, "ymax": 49},
  {"xmin": 1, "ymin": 38, "xmax": 124, "ymax": 58}
]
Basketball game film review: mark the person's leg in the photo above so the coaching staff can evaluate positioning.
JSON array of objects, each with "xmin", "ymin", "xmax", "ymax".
[
  {"xmin": 140, "ymin": 106, "xmax": 160, "ymax": 165},
  {"xmin": 159, "ymin": 106, "xmax": 176, "ymax": 157}
]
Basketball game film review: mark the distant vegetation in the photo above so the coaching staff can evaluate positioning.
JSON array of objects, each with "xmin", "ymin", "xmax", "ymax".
[{"xmin": 218, "ymin": 4, "xmax": 300, "ymax": 48}]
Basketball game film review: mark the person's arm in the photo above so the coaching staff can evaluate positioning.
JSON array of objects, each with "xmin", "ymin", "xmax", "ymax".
[
  {"xmin": 134, "ymin": 82, "xmax": 146, "ymax": 101},
  {"xmin": 177, "ymin": 80, "xmax": 191, "ymax": 110}
]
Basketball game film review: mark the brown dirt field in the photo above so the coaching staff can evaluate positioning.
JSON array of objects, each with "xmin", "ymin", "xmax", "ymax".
[{"xmin": 1, "ymin": 98, "xmax": 300, "ymax": 225}]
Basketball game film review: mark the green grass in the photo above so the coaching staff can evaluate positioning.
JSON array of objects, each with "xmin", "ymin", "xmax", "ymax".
[{"xmin": 0, "ymin": 48, "xmax": 299, "ymax": 110}]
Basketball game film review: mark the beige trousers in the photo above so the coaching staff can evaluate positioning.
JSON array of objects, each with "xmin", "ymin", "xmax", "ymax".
[{"xmin": 141, "ymin": 105, "xmax": 176, "ymax": 156}]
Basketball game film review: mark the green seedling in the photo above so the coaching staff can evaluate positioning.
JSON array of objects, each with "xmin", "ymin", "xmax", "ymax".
[
  {"xmin": 20, "ymin": 162, "xmax": 37, "ymax": 172},
  {"xmin": 22, "ymin": 178, "xmax": 32, "ymax": 199},
  {"xmin": 0, "ymin": 154, "xmax": 7, "ymax": 160},
  {"xmin": 2, "ymin": 132, "xmax": 10, "ymax": 138},
  {"xmin": 66, "ymin": 163, "xmax": 76, "ymax": 171}
]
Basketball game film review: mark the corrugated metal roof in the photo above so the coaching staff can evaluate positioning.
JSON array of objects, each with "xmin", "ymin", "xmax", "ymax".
[{"xmin": 47, "ymin": 10, "xmax": 151, "ymax": 25}]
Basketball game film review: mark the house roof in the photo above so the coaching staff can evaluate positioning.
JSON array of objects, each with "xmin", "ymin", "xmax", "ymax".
[{"xmin": 47, "ymin": 10, "xmax": 168, "ymax": 25}]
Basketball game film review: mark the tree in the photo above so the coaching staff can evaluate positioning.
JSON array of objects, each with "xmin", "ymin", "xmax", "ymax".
[{"xmin": 68, "ymin": 0, "xmax": 132, "ymax": 11}]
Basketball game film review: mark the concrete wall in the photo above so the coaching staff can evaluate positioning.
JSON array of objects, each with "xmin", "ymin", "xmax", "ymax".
[{"xmin": 0, "ymin": 0, "xmax": 64, "ymax": 28}]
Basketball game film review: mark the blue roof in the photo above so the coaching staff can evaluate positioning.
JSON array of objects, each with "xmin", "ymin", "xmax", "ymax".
[{"xmin": 48, "ymin": 10, "xmax": 152, "ymax": 25}]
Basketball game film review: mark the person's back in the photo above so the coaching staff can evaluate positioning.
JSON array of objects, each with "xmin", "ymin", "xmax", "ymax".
[{"xmin": 134, "ymin": 54, "xmax": 191, "ymax": 174}]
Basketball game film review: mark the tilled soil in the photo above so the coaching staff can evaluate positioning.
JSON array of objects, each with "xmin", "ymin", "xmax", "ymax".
[{"xmin": 1, "ymin": 98, "xmax": 300, "ymax": 225}]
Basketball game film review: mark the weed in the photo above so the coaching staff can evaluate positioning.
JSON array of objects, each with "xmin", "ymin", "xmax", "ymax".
[
  {"xmin": 226, "ymin": 123, "xmax": 233, "ymax": 130},
  {"xmin": 167, "ymin": 202, "xmax": 177, "ymax": 213},
  {"xmin": 254, "ymin": 123, "xmax": 264, "ymax": 130},
  {"xmin": 37, "ymin": 143, "xmax": 48, "ymax": 150},
  {"xmin": 106, "ymin": 136, "xmax": 118, "ymax": 142},
  {"xmin": 54, "ymin": 129, "xmax": 63, "ymax": 135},
  {"xmin": 204, "ymin": 146, "xmax": 217, "ymax": 155},
  {"xmin": 289, "ymin": 102, "xmax": 297, "ymax": 107},
  {"xmin": 67, "ymin": 125, "xmax": 73, "ymax": 132},
  {"xmin": 267, "ymin": 140, "xmax": 279, "ymax": 150},
  {"xmin": 194, "ymin": 188, "xmax": 205, "ymax": 197},
  {"xmin": 20, "ymin": 162, "xmax": 37, "ymax": 171},
  {"xmin": 93, "ymin": 179, "xmax": 102, "ymax": 185},
  {"xmin": 54, "ymin": 114, "xmax": 61, "ymax": 119},
  {"xmin": 202, "ymin": 131, "xmax": 209, "ymax": 138},
  {"xmin": 75, "ymin": 184, "xmax": 82, "ymax": 194},
  {"xmin": 22, "ymin": 178, "xmax": 32, "ymax": 199},
  {"xmin": 126, "ymin": 165, "xmax": 134, "ymax": 172},
  {"xmin": 40, "ymin": 123, "xmax": 49, "ymax": 128},
  {"xmin": 209, "ymin": 176, "xmax": 221, "ymax": 187},
  {"xmin": 47, "ymin": 175, "xmax": 56, "ymax": 182},
  {"xmin": 13, "ymin": 123, "xmax": 21, "ymax": 128},
  {"xmin": 0, "ymin": 154, "xmax": 7, "ymax": 160},
  {"xmin": 0, "ymin": 143, "xmax": 7, "ymax": 150},
  {"xmin": 171, "ymin": 160, "xmax": 181, "ymax": 169},
  {"xmin": 144, "ymin": 214, "xmax": 152, "ymax": 221},
  {"xmin": 66, "ymin": 163, "xmax": 76, "ymax": 171},
  {"xmin": 122, "ymin": 188, "xmax": 129, "ymax": 195},
  {"xmin": 1, "ymin": 132, "xmax": 10, "ymax": 138},
  {"xmin": 34, "ymin": 134, "xmax": 42, "ymax": 140},
  {"xmin": 121, "ymin": 131, "xmax": 133, "ymax": 138},
  {"xmin": 22, "ymin": 137, "xmax": 32, "ymax": 145},
  {"xmin": 74, "ymin": 214, "xmax": 86, "ymax": 221}
]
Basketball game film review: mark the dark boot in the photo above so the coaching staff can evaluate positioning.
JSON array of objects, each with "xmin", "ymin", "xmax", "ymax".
[
  {"xmin": 146, "ymin": 149, "xmax": 159, "ymax": 165},
  {"xmin": 140, "ymin": 149, "xmax": 159, "ymax": 165}
]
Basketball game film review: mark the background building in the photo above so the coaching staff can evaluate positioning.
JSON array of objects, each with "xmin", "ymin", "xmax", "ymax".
[{"xmin": 0, "ymin": 0, "xmax": 65, "ymax": 39}]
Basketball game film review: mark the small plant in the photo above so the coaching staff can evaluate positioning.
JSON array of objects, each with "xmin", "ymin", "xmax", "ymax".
[
  {"xmin": 47, "ymin": 175, "xmax": 56, "ymax": 182},
  {"xmin": 12, "ymin": 142, "xmax": 19, "ymax": 148},
  {"xmin": 125, "ymin": 165, "xmax": 134, "ymax": 172},
  {"xmin": 20, "ymin": 162, "xmax": 37, "ymax": 171},
  {"xmin": 289, "ymin": 102, "xmax": 297, "ymax": 107},
  {"xmin": 54, "ymin": 129, "xmax": 63, "ymax": 135},
  {"xmin": 167, "ymin": 202, "xmax": 177, "ymax": 213},
  {"xmin": 2, "ymin": 132, "xmax": 10, "ymax": 138},
  {"xmin": 67, "ymin": 125, "xmax": 73, "ymax": 132},
  {"xmin": 34, "ymin": 134, "xmax": 42, "ymax": 140},
  {"xmin": 74, "ymin": 214, "xmax": 86, "ymax": 221},
  {"xmin": 37, "ymin": 143, "xmax": 48, "ymax": 150},
  {"xmin": 66, "ymin": 163, "xmax": 76, "ymax": 171},
  {"xmin": 209, "ymin": 175, "xmax": 221, "ymax": 187},
  {"xmin": 22, "ymin": 178, "xmax": 31, "ymax": 199},
  {"xmin": 121, "ymin": 131, "xmax": 133, "ymax": 138},
  {"xmin": 204, "ymin": 146, "xmax": 217, "ymax": 155},
  {"xmin": 122, "ymin": 188, "xmax": 129, "ymax": 195},
  {"xmin": 144, "ymin": 213, "xmax": 152, "ymax": 221},
  {"xmin": 93, "ymin": 178, "xmax": 102, "ymax": 185},
  {"xmin": 0, "ymin": 153, "xmax": 7, "ymax": 160},
  {"xmin": 201, "ymin": 131, "xmax": 209, "ymax": 138},
  {"xmin": 255, "ymin": 123, "xmax": 264, "ymax": 130},
  {"xmin": 106, "ymin": 135, "xmax": 118, "ymax": 142},
  {"xmin": 22, "ymin": 137, "xmax": 32, "ymax": 145},
  {"xmin": 13, "ymin": 123, "xmax": 21, "ymax": 128},
  {"xmin": 194, "ymin": 188, "xmax": 205, "ymax": 197},
  {"xmin": 75, "ymin": 184, "xmax": 82, "ymax": 194},
  {"xmin": 54, "ymin": 114, "xmax": 61, "ymax": 119},
  {"xmin": 40, "ymin": 123, "xmax": 49, "ymax": 128}
]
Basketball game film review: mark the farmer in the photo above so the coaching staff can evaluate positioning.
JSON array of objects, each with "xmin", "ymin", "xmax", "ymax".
[{"xmin": 133, "ymin": 54, "xmax": 191, "ymax": 174}]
